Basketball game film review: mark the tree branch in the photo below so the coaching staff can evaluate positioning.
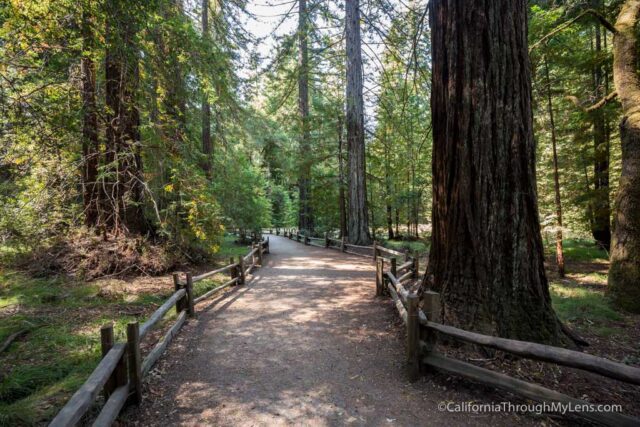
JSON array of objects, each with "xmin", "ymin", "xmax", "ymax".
[
  {"xmin": 530, "ymin": 9, "xmax": 617, "ymax": 53},
  {"xmin": 565, "ymin": 91, "xmax": 618, "ymax": 112}
]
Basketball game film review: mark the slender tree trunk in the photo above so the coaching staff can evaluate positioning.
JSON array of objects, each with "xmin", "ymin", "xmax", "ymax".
[
  {"xmin": 591, "ymin": 15, "xmax": 612, "ymax": 250},
  {"xmin": 338, "ymin": 114, "xmax": 348, "ymax": 239},
  {"xmin": 202, "ymin": 0, "xmax": 212, "ymax": 176},
  {"xmin": 81, "ymin": 6, "xmax": 100, "ymax": 228},
  {"xmin": 395, "ymin": 207, "xmax": 399, "ymax": 237},
  {"xmin": 609, "ymin": 0, "xmax": 640, "ymax": 313},
  {"xmin": 298, "ymin": 0, "xmax": 313, "ymax": 233},
  {"xmin": 427, "ymin": 0, "xmax": 568, "ymax": 344},
  {"xmin": 384, "ymin": 140, "xmax": 394, "ymax": 240},
  {"xmin": 345, "ymin": 0, "xmax": 370, "ymax": 245},
  {"xmin": 104, "ymin": 0, "xmax": 145, "ymax": 235},
  {"xmin": 544, "ymin": 58, "xmax": 566, "ymax": 278}
]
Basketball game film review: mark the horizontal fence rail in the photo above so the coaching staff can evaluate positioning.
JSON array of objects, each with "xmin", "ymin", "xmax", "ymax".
[
  {"xmin": 377, "ymin": 258, "xmax": 640, "ymax": 426},
  {"xmin": 50, "ymin": 235, "xmax": 270, "ymax": 426}
]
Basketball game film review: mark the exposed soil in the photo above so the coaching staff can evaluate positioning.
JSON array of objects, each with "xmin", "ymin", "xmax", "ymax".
[{"xmin": 122, "ymin": 236, "xmax": 546, "ymax": 426}]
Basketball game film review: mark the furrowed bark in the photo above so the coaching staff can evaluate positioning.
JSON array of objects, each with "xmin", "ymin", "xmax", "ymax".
[
  {"xmin": 298, "ymin": 0, "xmax": 313, "ymax": 233},
  {"xmin": 428, "ymin": 0, "xmax": 569, "ymax": 344},
  {"xmin": 345, "ymin": 0, "xmax": 371, "ymax": 245},
  {"xmin": 81, "ymin": 6, "xmax": 100, "ymax": 228},
  {"xmin": 609, "ymin": 0, "xmax": 640, "ymax": 313}
]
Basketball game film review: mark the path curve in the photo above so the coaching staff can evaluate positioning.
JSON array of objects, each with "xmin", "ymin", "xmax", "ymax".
[{"xmin": 126, "ymin": 236, "xmax": 534, "ymax": 426}]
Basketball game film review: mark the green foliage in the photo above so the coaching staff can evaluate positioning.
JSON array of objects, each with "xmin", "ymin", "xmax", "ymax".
[
  {"xmin": 215, "ymin": 153, "xmax": 271, "ymax": 233},
  {"xmin": 545, "ymin": 238, "xmax": 609, "ymax": 261},
  {"xmin": 551, "ymin": 283, "xmax": 622, "ymax": 325}
]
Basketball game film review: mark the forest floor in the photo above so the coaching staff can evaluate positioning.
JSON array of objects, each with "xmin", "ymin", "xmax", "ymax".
[
  {"xmin": 0, "ymin": 234, "xmax": 251, "ymax": 426},
  {"xmin": 1, "ymin": 236, "xmax": 638, "ymax": 425}
]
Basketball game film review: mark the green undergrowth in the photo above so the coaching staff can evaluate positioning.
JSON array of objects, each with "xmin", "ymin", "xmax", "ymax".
[
  {"xmin": 380, "ymin": 239, "xmax": 429, "ymax": 255},
  {"xmin": 216, "ymin": 234, "xmax": 254, "ymax": 259},
  {"xmin": 545, "ymin": 238, "xmax": 609, "ymax": 262},
  {"xmin": 0, "ymin": 236, "xmax": 248, "ymax": 426}
]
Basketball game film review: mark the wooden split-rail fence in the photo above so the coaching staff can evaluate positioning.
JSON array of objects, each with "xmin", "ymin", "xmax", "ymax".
[
  {"xmin": 277, "ymin": 229, "xmax": 640, "ymax": 426},
  {"xmin": 49, "ymin": 237, "xmax": 270, "ymax": 427}
]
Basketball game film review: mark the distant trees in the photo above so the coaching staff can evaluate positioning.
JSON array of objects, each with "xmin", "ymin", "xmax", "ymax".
[{"xmin": 427, "ymin": 0, "xmax": 569, "ymax": 344}]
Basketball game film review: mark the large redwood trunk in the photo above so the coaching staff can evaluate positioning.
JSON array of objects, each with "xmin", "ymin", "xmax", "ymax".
[
  {"xmin": 81, "ymin": 7, "xmax": 100, "ymax": 228},
  {"xmin": 609, "ymin": 0, "xmax": 640, "ymax": 313},
  {"xmin": 104, "ymin": 0, "xmax": 146, "ymax": 235},
  {"xmin": 202, "ymin": 0, "xmax": 212, "ymax": 176},
  {"xmin": 345, "ymin": 0, "xmax": 370, "ymax": 245},
  {"xmin": 337, "ymin": 114, "xmax": 348, "ymax": 239},
  {"xmin": 427, "ymin": 0, "xmax": 568, "ymax": 344},
  {"xmin": 298, "ymin": 0, "xmax": 313, "ymax": 233}
]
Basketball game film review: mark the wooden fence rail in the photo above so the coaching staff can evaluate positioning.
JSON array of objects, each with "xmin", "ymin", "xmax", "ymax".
[
  {"xmin": 378, "ymin": 261, "xmax": 640, "ymax": 426},
  {"xmin": 49, "ymin": 236, "xmax": 270, "ymax": 427}
]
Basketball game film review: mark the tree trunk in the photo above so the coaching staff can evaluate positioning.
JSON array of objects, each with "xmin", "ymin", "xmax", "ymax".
[
  {"xmin": 591, "ymin": 15, "xmax": 612, "ymax": 250},
  {"xmin": 202, "ymin": 0, "xmax": 212, "ymax": 176},
  {"xmin": 81, "ymin": 7, "xmax": 100, "ymax": 228},
  {"xmin": 338, "ymin": 114, "xmax": 348, "ymax": 239},
  {"xmin": 609, "ymin": 0, "xmax": 640, "ymax": 313},
  {"xmin": 384, "ymin": 140, "xmax": 394, "ymax": 240},
  {"xmin": 428, "ymin": 0, "xmax": 568, "ymax": 344},
  {"xmin": 298, "ymin": 0, "xmax": 313, "ymax": 233},
  {"xmin": 104, "ymin": 0, "xmax": 145, "ymax": 235},
  {"xmin": 395, "ymin": 207, "xmax": 399, "ymax": 237},
  {"xmin": 544, "ymin": 58, "xmax": 566, "ymax": 278},
  {"xmin": 345, "ymin": 0, "xmax": 370, "ymax": 245}
]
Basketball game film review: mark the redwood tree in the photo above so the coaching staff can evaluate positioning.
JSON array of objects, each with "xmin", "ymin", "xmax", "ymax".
[
  {"xmin": 298, "ymin": 0, "xmax": 313, "ymax": 232},
  {"xmin": 427, "ymin": 0, "xmax": 568, "ymax": 344},
  {"xmin": 345, "ymin": 0, "xmax": 370, "ymax": 245},
  {"xmin": 104, "ymin": 0, "xmax": 146, "ymax": 234},
  {"xmin": 81, "ymin": 5, "xmax": 99, "ymax": 228},
  {"xmin": 609, "ymin": 0, "xmax": 640, "ymax": 312}
]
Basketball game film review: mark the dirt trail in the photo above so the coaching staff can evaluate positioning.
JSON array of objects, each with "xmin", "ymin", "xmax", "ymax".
[{"xmin": 126, "ymin": 236, "xmax": 535, "ymax": 426}]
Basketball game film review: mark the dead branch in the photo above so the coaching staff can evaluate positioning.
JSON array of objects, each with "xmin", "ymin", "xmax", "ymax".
[{"xmin": 565, "ymin": 91, "xmax": 618, "ymax": 112}]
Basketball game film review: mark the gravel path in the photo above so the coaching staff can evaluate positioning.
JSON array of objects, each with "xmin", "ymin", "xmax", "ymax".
[{"xmin": 125, "ymin": 236, "xmax": 537, "ymax": 426}]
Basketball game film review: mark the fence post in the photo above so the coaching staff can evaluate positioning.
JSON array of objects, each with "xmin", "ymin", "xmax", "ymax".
[
  {"xmin": 257, "ymin": 242, "xmax": 263, "ymax": 265},
  {"xmin": 251, "ymin": 244, "xmax": 257, "ymax": 266},
  {"xmin": 376, "ymin": 258, "xmax": 384, "ymax": 297},
  {"xmin": 373, "ymin": 241, "xmax": 378, "ymax": 261},
  {"xmin": 341, "ymin": 236, "xmax": 346, "ymax": 252},
  {"xmin": 406, "ymin": 294, "xmax": 420, "ymax": 381},
  {"xmin": 305, "ymin": 235, "xmax": 310, "ymax": 245},
  {"xmin": 265, "ymin": 236, "xmax": 270, "ymax": 254},
  {"xmin": 229, "ymin": 257, "xmax": 237, "ymax": 284},
  {"xmin": 412, "ymin": 257, "xmax": 419, "ymax": 279},
  {"xmin": 238, "ymin": 256, "xmax": 245, "ymax": 285},
  {"xmin": 173, "ymin": 273, "xmax": 184, "ymax": 314},
  {"xmin": 390, "ymin": 257, "xmax": 397, "ymax": 278},
  {"xmin": 100, "ymin": 324, "xmax": 115, "ymax": 398},
  {"xmin": 325, "ymin": 232, "xmax": 329, "ymax": 248},
  {"xmin": 185, "ymin": 273, "xmax": 195, "ymax": 317},
  {"xmin": 126, "ymin": 321, "xmax": 142, "ymax": 404}
]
